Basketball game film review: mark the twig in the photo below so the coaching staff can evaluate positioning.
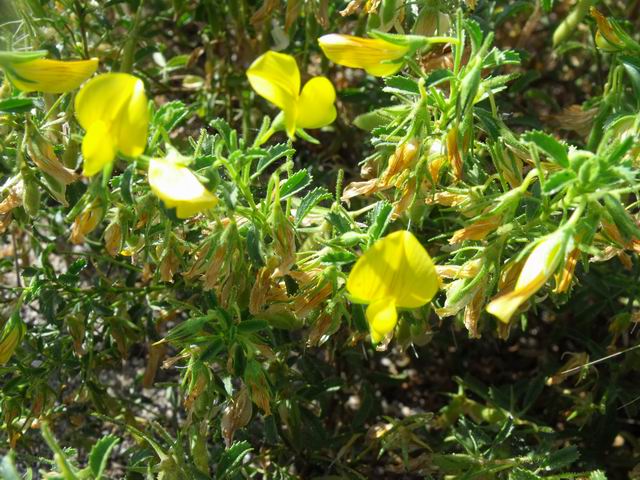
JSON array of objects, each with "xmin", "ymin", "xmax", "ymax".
[{"xmin": 11, "ymin": 228, "xmax": 21, "ymax": 288}]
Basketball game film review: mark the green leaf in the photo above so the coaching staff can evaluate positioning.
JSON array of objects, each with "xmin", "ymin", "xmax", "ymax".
[
  {"xmin": 465, "ymin": 19, "xmax": 483, "ymax": 53},
  {"xmin": 482, "ymin": 48, "xmax": 521, "ymax": 69},
  {"xmin": 367, "ymin": 201, "xmax": 393, "ymax": 243},
  {"xmin": 41, "ymin": 423, "xmax": 80, "ymax": 480},
  {"xmin": 475, "ymin": 107, "xmax": 501, "ymax": 140},
  {"xmin": 604, "ymin": 134, "xmax": 634, "ymax": 166},
  {"xmin": 89, "ymin": 435, "xmax": 120, "ymax": 479},
  {"xmin": 542, "ymin": 0, "xmax": 554, "ymax": 13},
  {"xmin": 252, "ymin": 143, "xmax": 295, "ymax": 178},
  {"xmin": 153, "ymin": 100, "xmax": 190, "ymax": 133},
  {"xmin": 459, "ymin": 61, "xmax": 482, "ymax": 114},
  {"xmin": 246, "ymin": 225, "xmax": 265, "ymax": 267},
  {"xmin": 237, "ymin": 319, "xmax": 269, "ymax": 334},
  {"xmin": 589, "ymin": 471, "xmax": 607, "ymax": 480},
  {"xmin": 211, "ymin": 118, "xmax": 239, "ymax": 152},
  {"xmin": 384, "ymin": 76, "xmax": 420, "ymax": 95},
  {"xmin": 522, "ymin": 131, "xmax": 569, "ymax": 167},
  {"xmin": 543, "ymin": 170, "xmax": 576, "ymax": 195},
  {"xmin": 352, "ymin": 105, "xmax": 410, "ymax": 131},
  {"xmin": 620, "ymin": 56, "xmax": 640, "ymax": 104},
  {"xmin": 603, "ymin": 194, "xmax": 640, "ymax": 242},
  {"xmin": 424, "ymin": 69, "xmax": 455, "ymax": 89},
  {"xmin": 164, "ymin": 315, "xmax": 215, "ymax": 343},
  {"xmin": 120, "ymin": 163, "xmax": 135, "ymax": 204},
  {"xmin": 165, "ymin": 54, "xmax": 189, "ymax": 69},
  {"xmin": 0, "ymin": 97, "xmax": 35, "ymax": 113},
  {"xmin": 540, "ymin": 446, "xmax": 580, "ymax": 471},
  {"xmin": 216, "ymin": 441, "xmax": 252, "ymax": 479},
  {"xmin": 320, "ymin": 250, "xmax": 357, "ymax": 265},
  {"xmin": 280, "ymin": 170, "xmax": 311, "ymax": 199},
  {"xmin": 199, "ymin": 337, "xmax": 226, "ymax": 362},
  {"xmin": 295, "ymin": 187, "xmax": 332, "ymax": 226},
  {"xmin": 67, "ymin": 258, "xmax": 87, "ymax": 276},
  {"xmin": 327, "ymin": 209, "xmax": 353, "ymax": 234}
]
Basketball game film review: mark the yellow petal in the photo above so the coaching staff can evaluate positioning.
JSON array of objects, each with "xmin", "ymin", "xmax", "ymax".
[
  {"xmin": 82, "ymin": 120, "xmax": 116, "ymax": 176},
  {"xmin": 4, "ymin": 58, "xmax": 98, "ymax": 93},
  {"xmin": 247, "ymin": 51, "xmax": 300, "ymax": 134},
  {"xmin": 515, "ymin": 233, "xmax": 565, "ymax": 291},
  {"xmin": 75, "ymin": 73, "xmax": 143, "ymax": 129},
  {"xmin": 113, "ymin": 78, "xmax": 149, "ymax": 157},
  {"xmin": 486, "ymin": 231, "xmax": 568, "ymax": 323},
  {"xmin": 148, "ymin": 158, "xmax": 218, "ymax": 219},
  {"xmin": 347, "ymin": 230, "xmax": 439, "ymax": 308},
  {"xmin": 75, "ymin": 73, "xmax": 149, "ymax": 166},
  {"xmin": 366, "ymin": 298, "xmax": 397, "ymax": 343},
  {"xmin": 318, "ymin": 34, "xmax": 408, "ymax": 77},
  {"xmin": 485, "ymin": 289, "xmax": 530, "ymax": 324},
  {"xmin": 296, "ymin": 76, "xmax": 337, "ymax": 130}
]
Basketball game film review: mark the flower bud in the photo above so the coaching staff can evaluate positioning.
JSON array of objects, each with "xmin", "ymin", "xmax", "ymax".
[
  {"xmin": 0, "ymin": 313, "xmax": 25, "ymax": 365},
  {"xmin": 447, "ymin": 126, "xmax": 463, "ymax": 180},
  {"xmin": 486, "ymin": 230, "xmax": 572, "ymax": 323},
  {"xmin": 591, "ymin": 8, "xmax": 626, "ymax": 52}
]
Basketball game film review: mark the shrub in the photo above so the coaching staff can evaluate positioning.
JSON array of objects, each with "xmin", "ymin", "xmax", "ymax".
[{"xmin": 1, "ymin": 0, "xmax": 639, "ymax": 478}]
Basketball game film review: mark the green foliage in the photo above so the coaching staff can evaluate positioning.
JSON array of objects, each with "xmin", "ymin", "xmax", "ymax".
[{"xmin": 1, "ymin": 0, "xmax": 640, "ymax": 478}]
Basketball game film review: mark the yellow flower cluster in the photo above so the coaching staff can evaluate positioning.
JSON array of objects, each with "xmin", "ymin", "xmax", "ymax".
[
  {"xmin": 1, "ymin": 33, "xmax": 416, "ymax": 212},
  {"xmin": 0, "ymin": 36, "xmax": 576, "ymax": 346}
]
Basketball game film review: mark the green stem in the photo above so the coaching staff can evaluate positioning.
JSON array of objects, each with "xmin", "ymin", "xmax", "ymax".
[{"xmin": 120, "ymin": 1, "xmax": 145, "ymax": 73}]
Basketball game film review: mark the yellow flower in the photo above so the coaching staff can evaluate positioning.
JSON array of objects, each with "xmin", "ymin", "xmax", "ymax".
[
  {"xmin": 318, "ymin": 34, "xmax": 410, "ymax": 77},
  {"xmin": 486, "ymin": 230, "xmax": 571, "ymax": 324},
  {"xmin": 347, "ymin": 231, "xmax": 439, "ymax": 343},
  {"xmin": 75, "ymin": 73, "xmax": 149, "ymax": 176},
  {"xmin": 148, "ymin": 152, "xmax": 218, "ymax": 219},
  {"xmin": 0, "ymin": 50, "xmax": 98, "ymax": 93},
  {"xmin": 246, "ymin": 51, "xmax": 336, "ymax": 138}
]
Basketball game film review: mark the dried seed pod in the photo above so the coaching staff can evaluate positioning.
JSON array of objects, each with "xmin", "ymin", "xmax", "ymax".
[
  {"xmin": 221, "ymin": 386, "xmax": 253, "ymax": 448},
  {"xmin": 104, "ymin": 221, "xmax": 123, "ymax": 257},
  {"xmin": 70, "ymin": 203, "xmax": 103, "ymax": 244},
  {"xmin": 66, "ymin": 312, "xmax": 86, "ymax": 356}
]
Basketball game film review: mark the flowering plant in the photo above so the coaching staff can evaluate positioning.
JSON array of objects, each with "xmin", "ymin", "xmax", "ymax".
[{"xmin": 1, "ymin": 1, "xmax": 639, "ymax": 478}]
